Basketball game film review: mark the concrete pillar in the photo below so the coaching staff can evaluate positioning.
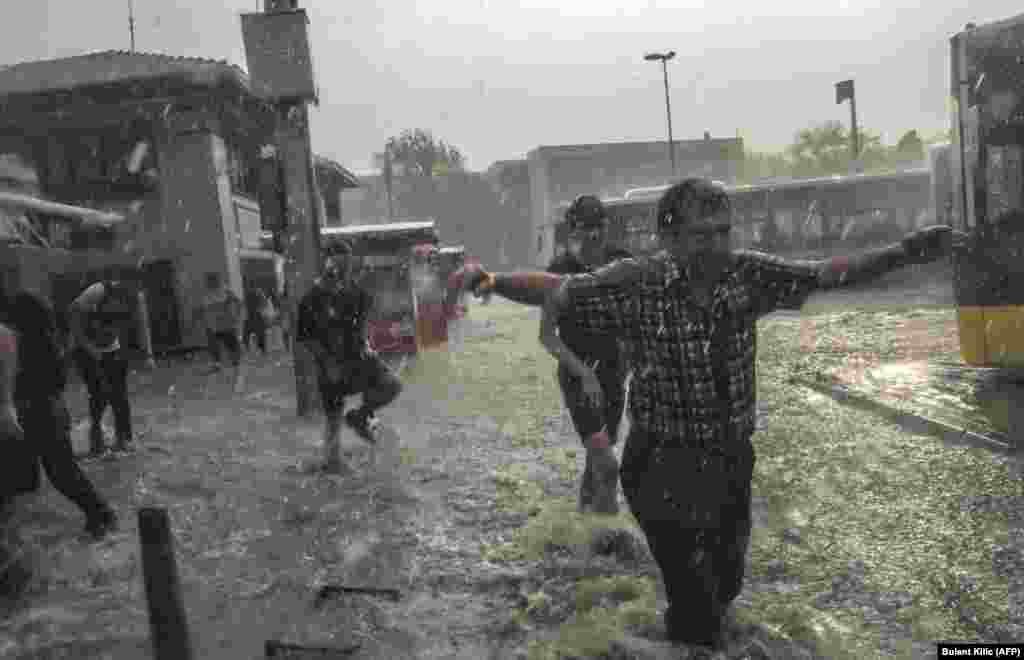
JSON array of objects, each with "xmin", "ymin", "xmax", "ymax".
[
  {"xmin": 275, "ymin": 104, "xmax": 323, "ymax": 417},
  {"xmin": 154, "ymin": 110, "xmax": 243, "ymax": 349}
]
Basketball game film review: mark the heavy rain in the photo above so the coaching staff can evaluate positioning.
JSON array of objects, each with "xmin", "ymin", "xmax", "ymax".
[{"xmin": 0, "ymin": 2, "xmax": 1022, "ymax": 660}]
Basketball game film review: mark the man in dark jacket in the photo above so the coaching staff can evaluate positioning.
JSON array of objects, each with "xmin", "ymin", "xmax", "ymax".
[
  {"xmin": 296, "ymin": 242, "xmax": 403, "ymax": 472},
  {"xmin": 543, "ymin": 195, "xmax": 633, "ymax": 515},
  {"xmin": 2, "ymin": 289, "xmax": 117, "ymax": 540}
]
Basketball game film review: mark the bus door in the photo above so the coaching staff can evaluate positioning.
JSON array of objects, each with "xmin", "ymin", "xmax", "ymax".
[
  {"xmin": 411, "ymin": 243, "xmax": 448, "ymax": 351},
  {"xmin": 359, "ymin": 253, "xmax": 417, "ymax": 355},
  {"xmin": 438, "ymin": 246, "xmax": 468, "ymax": 320}
]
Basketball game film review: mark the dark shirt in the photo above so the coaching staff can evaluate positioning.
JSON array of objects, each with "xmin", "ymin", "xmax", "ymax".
[
  {"xmin": 296, "ymin": 281, "xmax": 374, "ymax": 362},
  {"xmin": 546, "ymin": 248, "xmax": 632, "ymax": 363},
  {"xmin": 561, "ymin": 249, "xmax": 820, "ymax": 449},
  {"xmin": 245, "ymin": 288, "xmax": 268, "ymax": 320},
  {"xmin": 72, "ymin": 281, "xmax": 133, "ymax": 351},
  {"xmin": 0, "ymin": 291, "xmax": 68, "ymax": 401}
]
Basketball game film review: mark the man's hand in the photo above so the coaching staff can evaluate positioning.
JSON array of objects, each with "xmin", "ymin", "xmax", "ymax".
[
  {"xmin": 448, "ymin": 262, "xmax": 494, "ymax": 298},
  {"xmin": 903, "ymin": 225, "xmax": 969, "ymax": 261},
  {"xmin": 0, "ymin": 404, "xmax": 22, "ymax": 442},
  {"xmin": 581, "ymin": 368, "xmax": 604, "ymax": 409}
]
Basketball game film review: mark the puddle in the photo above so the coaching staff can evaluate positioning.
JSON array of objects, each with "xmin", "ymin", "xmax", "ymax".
[{"xmin": 341, "ymin": 531, "xmax": 381, "ymax": 565}]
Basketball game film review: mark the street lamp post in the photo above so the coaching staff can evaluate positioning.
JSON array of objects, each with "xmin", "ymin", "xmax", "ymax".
[{"xmin": 644, "ymin": 51, "xmax": 677, "ymax": 177}]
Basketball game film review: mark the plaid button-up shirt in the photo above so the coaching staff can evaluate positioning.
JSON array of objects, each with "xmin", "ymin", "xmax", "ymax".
[{"xmin": 560, "ymin": 250, "xmax": 821, "ymax": 455}]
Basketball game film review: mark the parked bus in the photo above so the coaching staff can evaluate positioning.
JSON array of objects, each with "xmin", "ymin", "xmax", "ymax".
[
  {"xmin": 949, "ymin": 13, "xmax": 1024, "ymax": 367},
  {"xmin": 320, "ymin": 221, "xmax": 445, "ymax": 355},
  {"xmin": 553, "ymin": 170, "xmax": 933, "ymax": 259}
]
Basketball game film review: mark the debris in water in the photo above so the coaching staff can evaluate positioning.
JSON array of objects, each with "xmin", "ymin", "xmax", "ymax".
[
  {"xmin": 265, "ymin": 640, "xmax": 361, "ymax": 658},
  {"xmin": 313, "ymin": 584, "xmax": 401, "ymax": 606}
]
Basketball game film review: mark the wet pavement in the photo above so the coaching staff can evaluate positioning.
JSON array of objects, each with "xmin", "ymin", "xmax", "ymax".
[{"xmin": 1, "ymin": 343, "xmax": 447, "ymax": 659}]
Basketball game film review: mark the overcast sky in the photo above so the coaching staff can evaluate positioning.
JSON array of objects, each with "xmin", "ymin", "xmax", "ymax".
[{"xmin": 1, "ymin": 1, "xmax": 1020, "ymax": 174}]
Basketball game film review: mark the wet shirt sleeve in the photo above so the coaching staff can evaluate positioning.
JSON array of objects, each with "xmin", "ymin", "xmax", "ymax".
[
  {"xmin": 739, "ymin": 250, "xmax": 821, "ymax": 317},
  {"xmin": 559, "ymin": 258, "xmax": 643, "ymax": 334},
  {"xmin": 71, "ymin": 282, "xmax": 107, "ymax": 313}
]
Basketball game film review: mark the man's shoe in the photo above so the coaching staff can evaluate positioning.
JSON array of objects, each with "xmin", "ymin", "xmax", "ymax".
[
  {"xmin": 588, "ymin": 448, "xmax": 620, "ymax": 516},
  {"xmin": 85, "ymin": 508, "xmax": 118, "ymax": 540},
  {"xmin": 578, "ymin": 457, "xmax": 595, "ymax": 514},
  {"xmin": 344, "ymin": 410, "xmax": 380, "ymax": 445}
]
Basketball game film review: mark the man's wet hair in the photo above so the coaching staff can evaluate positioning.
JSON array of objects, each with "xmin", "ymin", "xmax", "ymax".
[
  {"xmin": 322, "ymin": 239, "xmax": 355, "ymax": 278},
  {"xmin": 656, "ymin": 178, "xmax": 732, "ymax": 233},
  {"xmin": 565, "ymin": 195, "xmax": 608, "ymax": 231}
]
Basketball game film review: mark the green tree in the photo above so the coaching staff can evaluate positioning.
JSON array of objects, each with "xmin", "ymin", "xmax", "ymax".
[
  {"xmin": 384, "ymin": 129, "xmax": 465, "ymax": 178},
  {"xmin": 787, "ymin": 120, "xmax": 885, "ymax": 176}
]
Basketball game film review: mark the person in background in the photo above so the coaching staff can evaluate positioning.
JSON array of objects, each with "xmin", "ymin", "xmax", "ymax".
[
  {"xmin": 69, "ymin": 279, "xmax": 143, "ymax": 456},
  {"xmin": 196, "ymin": 273, "xmax": 245, "ymax": 393},
  {"xmin": 543, "ymin": 195, "xmax": 633, "ymax": 515},
  {"xmin": 296, "ymin": 241, "xmax": 403, "ymax": 472},
  {"xmin": 451, "ymin": 178, "xmax": 964, "ymax": 650},
  {"xmin": 243, "ymin": 280, "xmax": 269, "ymax": 357},
  {"xmin": 5, "ymin": 290, "xmax": 117, "ymax": 539}
]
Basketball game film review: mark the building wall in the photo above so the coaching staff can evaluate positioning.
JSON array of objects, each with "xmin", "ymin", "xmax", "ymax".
[
  {"xmin": 154, "ymin": 116, "xmax": 241, "ymax": 348},
  {"xmin": 525, "ymin": 138, "xmax": 743, "ymax": 267}
]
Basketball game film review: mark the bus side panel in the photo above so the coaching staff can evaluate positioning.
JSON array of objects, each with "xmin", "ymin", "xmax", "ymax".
[
  {"xmin": 956, "ymin": 306, "xmax": 988, "ymax": 366},
  {"xmin": 982, "ymin": 306, "xmax": 1024, "ymax": 367}
]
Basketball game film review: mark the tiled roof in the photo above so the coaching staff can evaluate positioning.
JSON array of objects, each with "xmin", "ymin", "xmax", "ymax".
[{"xmin": 0, "ymin": 50, "xmax": 251, "ymax": 97}]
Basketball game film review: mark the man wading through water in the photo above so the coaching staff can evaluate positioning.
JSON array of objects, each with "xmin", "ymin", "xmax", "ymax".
[
  {"xmin": 296, "ymin": 241, "xmax": 403, "ymax": 472},
  {"xmin": 451, "ymin": 178, "xmax": 965, "ymax": 649},
  {"xmin": 543, "ymin": 195, "xmax": 632, "ymax": 515}
]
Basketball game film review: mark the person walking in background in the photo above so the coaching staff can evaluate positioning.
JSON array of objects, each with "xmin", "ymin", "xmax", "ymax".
[
  {"xmin": 196, "ymin": 273, "xmax": 245, "ymax": 393},
  {"xmin": 296, "ymin": 242, "xmax": 403, "ymax": 473},
  {"xmin": 5, "ymin": 289, "xmax": 117, "ymax": 539},
  {"xmin": 243, "ymin": 280, "xmax": 269, "ymax": 357},
  {"xmin": 69, "ymin": 279, "xmax": 142, "ymax": 456}
]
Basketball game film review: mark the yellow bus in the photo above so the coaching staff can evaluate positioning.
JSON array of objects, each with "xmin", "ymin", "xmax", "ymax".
[{"xmin": 949, "ymin": 13, "xmax": 1024, "ymax": 367}]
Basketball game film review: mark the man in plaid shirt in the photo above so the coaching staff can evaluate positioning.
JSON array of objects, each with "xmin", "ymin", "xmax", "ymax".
[{"xmin": 451, "ymin": 178, "xmax": 964, "ymax": 648}]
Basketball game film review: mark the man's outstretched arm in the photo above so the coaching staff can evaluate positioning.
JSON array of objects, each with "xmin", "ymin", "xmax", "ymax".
[
  {"xmin": 816, "ymin": 225, "xmax": 965, "ymax": 289},
  {"xmin": 449, "ymin": 265, "xmax": 563, "ymax": 307}
]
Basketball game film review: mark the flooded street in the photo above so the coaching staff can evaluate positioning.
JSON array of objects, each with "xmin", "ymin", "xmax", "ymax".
[{"xmin": 1, "ymin": 273, "xmax": 1021, "ymax": 659}]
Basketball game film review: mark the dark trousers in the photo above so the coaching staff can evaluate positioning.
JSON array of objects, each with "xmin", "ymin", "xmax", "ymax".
[
  {"xmin": 72, "ymin": 348, "xmax": 132, "ymax": 446},
  {"xmin": 207, "ymin": 330, "xmax": 242, "ymax": 366},
  {"xmin": 319, "ymin": 355, "xmax": 402, "ymax": 419},
  {"xmin": 243, "ymin": 319, "xmax": 267, "ymax": 354},
  {"xmin": 620, "ymin": 428, "xmax": 754, "ymax": 646},
  {"xmin": 17, "ymin": 396, "xmax": 109, "ymax": 520},
  {"xmin": 557, "ymin": 356, "xmax": 627, "ymax": 444}
]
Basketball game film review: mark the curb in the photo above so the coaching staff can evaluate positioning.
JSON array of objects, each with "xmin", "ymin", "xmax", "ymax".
[{"xmin": 792, "ymin": 377, "xmax": 1018, "ymax": 456}]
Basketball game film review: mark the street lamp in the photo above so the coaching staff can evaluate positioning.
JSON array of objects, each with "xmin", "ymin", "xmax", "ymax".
[{"xmin": 644, "ymin": 50, "xmax": 677, "ymax": 176}]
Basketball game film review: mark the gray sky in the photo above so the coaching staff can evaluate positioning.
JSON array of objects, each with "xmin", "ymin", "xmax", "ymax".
[{"xmin": 1, "ymin": 1, "xmax": 1020, "ymax": 174}]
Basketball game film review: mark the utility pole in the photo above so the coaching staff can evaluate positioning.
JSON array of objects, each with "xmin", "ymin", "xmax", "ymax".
[
  {"xmin": 835, "ymin": 79, "xmax": 861, "ymax": 172},
  {"xmin": 128, "ymin": 0, "xmax": 136, "ymax": 52},
  {"xmin": 644, "ymin": 51, "xmax": 677, "ymax": 177},
  {"xmin": 242, "ymin": 0, "xmax": 323, "ymax": 416}
]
